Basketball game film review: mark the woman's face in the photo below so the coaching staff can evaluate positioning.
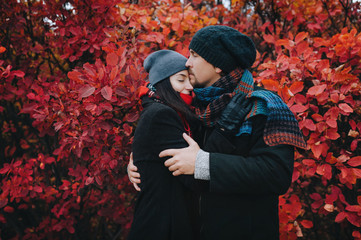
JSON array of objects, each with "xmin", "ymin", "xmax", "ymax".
[{"xmin": 169, "ymin": 70, "xmax": 193, "ymax": 95}]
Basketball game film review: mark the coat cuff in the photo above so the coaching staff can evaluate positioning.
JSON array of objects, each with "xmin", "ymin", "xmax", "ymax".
[{"xmin": 194, "ymin": 149, "xmax": 210, "ymax": 180}]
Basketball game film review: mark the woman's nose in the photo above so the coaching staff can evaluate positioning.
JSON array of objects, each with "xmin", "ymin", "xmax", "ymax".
[{"xmin": 186, "ymin": 81, "xmax": 193, "ymax": 91}]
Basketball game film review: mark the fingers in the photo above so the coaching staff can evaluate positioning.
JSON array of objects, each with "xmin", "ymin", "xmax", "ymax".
[
  {"xmin": 164, "ymin": 158, "xmax": 180, "ymax": 173},
  {"xmin": 172, "ymin": 170, "xmax": 182, "ymax": 176},
  {"xmin": 127, "ymin": 154, "xmax": 141, "ymax": 184},
  {"xmin": 182, "ymin": 133, "xmax": 196, "ymax": 146},
  {"xmin": 133, "ymin": 182, "xmax": 141, "ymax": 192},
  {"xmin": 159, "ymin": 149, "xmax": 176, "ymax": 158},
  {"xmin": 164, "ymin": 158, "xmax": 175, "ymax": 167},
  {"xmin": 130, "ymin": 174, "xmax": 141, "ymax": 184},
  {"xmin": 167, "ymin": 163, "xmax": 178, "ymax": 172}
]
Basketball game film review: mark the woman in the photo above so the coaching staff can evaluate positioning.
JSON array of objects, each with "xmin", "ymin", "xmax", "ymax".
[{"xmin": 127, "ymin": 50, "xmax": 199, "ymax": 240}]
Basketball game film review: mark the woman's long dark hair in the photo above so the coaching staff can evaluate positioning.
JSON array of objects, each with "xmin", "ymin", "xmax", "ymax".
[{"xmin": 154, "ymin": 78, "xmax": 198, "ymax": 123}]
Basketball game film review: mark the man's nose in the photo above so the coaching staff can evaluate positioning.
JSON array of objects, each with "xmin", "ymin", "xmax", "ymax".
[{"xmin": 185, "ymin": 58, "xmax": 191, "ymax": 67}]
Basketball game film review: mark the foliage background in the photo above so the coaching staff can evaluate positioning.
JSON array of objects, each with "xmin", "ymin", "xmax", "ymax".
[{"xmin": 1, "ymin": 0, "xmax": 360, "ymax": 239}]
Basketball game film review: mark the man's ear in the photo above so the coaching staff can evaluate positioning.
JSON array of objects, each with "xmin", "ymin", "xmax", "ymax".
[{"xmin": 215, "ymin": 67, "xmax": 222, "ymax": 74}]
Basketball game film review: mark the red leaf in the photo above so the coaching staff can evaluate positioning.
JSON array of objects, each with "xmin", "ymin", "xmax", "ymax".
[
  {"xmin": 67, "ymin": 225, "xmax": 75, "ymax": 234},
  {"xmin": 300, "ymin": 220, "xmax": 313, "ymax": 228},
  {"xmin": 326, "ymin": 119, "xmax": 337, "ymax": 128},
  {"xmin": 123, "ymin": 123, "xmax": 132, "ymax": 136},
  {"xmin": 346, "ymin": 205, "xmax": 361, "ymax": 212},
  {"xmin": 290, "ymin": 104, "xmax": 308, "ymax": 113},
  {"xmin": 95, "ymin": 176, "xmax": 103, "ymax": 185},
  {"xmin": 311, "ymin": 114, "xmax": 323, "ymax": 122},
  {"xmin": 289, "ymin": 81, "xmax": 304, "ymax": 94},
  {"xmin": 349, "ymin": 119, "xmax": 357, "ymax": 130},
  {"xmin": 304, "ymin": 119, "xmax": 316, "ymax": 131},
  {"xmin": 83, "ymin": 63, "xmax": 97, "ymax": 77},
  {"xmin": 311, "ymin": 142, "xmax": 328, "ymax": 159},
  {"xmin": 33, "ymin": 186, "xmax": 43, "ymax": 193},
  {"xmin": 302, "ymin": 159, "xmax": 315, "ymax": 166},
  {"xmin": 45, "ymin": 157, "xmax": 55, "ymax": 164},
  {"xmin": 335, "ymin": 212, "xmax": 346, "ymax": 222},
  {"xmin": 79, "ymin": 85, "xmax": 95, "ymax": 98},
  {"xmin": 325, "ymin": 129, "xmax": 340, "ymax": 140},
  {"xmin": 85, "ymin": 177, "xmax": 94, "ymax": 186},
  {"xmin": 4, "ymin": 206, "xmax": 14, "ymax": 213},
  {"xmin": 14, "ymin": 160, "xmax": 22, "ymax": 167},
  {"xmin": 330, "ymin": 93, "xmax": 339, "ymax": 103},
  {"xmin": 316, "ymin": 164, "xmax": 332, "ymax": 180},
  {"xmin": 109, "ymin": 160, "xmax": 118, "ymax": 169},
  {"xmin": 0, "ymin": 198, "xmax": 8, "ymax": 208},
  {"xmin": 307, "ymin": 84, "xmax": 327, "ymax": 96},
  {"xmin": 263, "ymin": 34, "xmax": 275, "ymax": 44},
  {"xmin": 310, "ymin": 193, "xmax": 322, "ymax": 200},
  {"xmin": 347, "ymin": 156, "xmax": 361, "ymax": 167},
  {"xmin": 68, "ymin": 70, "xmax": 83, "ymax": 82},
  {"xmin": 261, "ymin": 79, "xmax": 279, "ymax": 91},
  {"xmin": 295, "ymin": 32, "xmax": 309, "ymax": 44},
  {"xmin": 276, "ymin": 39, "xmax": 293, "ymax": 48},
  {"xmin": 351, "ymin": 139, "xmax": 359, "ymax": 151},
  {"xmin": 12, "ymin": 70, "xmax": 25, "ymax": 78},
  {"xmin": 353, "ymin": 231, "xmax": 361, "ymax": 238},
  {"xmin": 346, "ymin": 212, "xmax": 361, "ymax": 227},
  {"xmin": 101, "ymin": 86, "xmax": 112, "ymax": 100},
  {"xmin": 126, "ymin": 112, "xmax": 139, "ymax": 123},
  {"xmin": 0, "ymin": 46, "xmax": 6, "ymax": 53},
  {"xmin": 106, "ymin": 52, "xmax": 119, "ymax": 66},
  {"xmin": 338, "ymin": 103, "xmax": 353, "ymax": 113},
  {"xmin": 0, "ymin": 164, "xmax": 11, "ymax": 174},
  {"xmin": 353, "ymin": 168, "xmax": 361, "ymax": 178}
]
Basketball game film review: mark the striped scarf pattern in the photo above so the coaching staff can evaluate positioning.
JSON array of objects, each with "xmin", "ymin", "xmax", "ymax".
[
  {"xmin": 194, "ymin": 69, "xmax": 307, "ymax": 149},
  {"xmin": 193, "ymin": 68, "xmax": 246, "ymax": 126}
]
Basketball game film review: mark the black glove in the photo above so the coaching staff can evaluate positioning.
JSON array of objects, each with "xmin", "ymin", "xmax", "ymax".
[{"xmin": 216, "ymin": 93, "xmax": 253, "ymax": 135}]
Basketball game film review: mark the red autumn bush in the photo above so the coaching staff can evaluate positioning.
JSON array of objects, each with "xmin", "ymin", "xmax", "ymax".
[{"xmin": 1, "ymin": 0, "xmax": 360, "ymax": 239}]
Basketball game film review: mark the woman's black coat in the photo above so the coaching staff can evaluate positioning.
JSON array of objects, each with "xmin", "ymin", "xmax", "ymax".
[{"xmin": 127, "ymin": 97, "xmax": 198, "ymax": 240}]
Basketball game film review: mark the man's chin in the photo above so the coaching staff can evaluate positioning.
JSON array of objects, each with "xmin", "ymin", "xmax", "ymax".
[{"xmin": 190, "ymin": 78, "xmax": 204, "ymax": 88}]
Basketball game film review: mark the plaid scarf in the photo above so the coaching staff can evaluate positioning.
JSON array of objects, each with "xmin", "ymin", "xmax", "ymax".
[
  {"xmin": 194, "ymin": 69, "xmax": 307, "ymax": 149},
  {"xmin": 193, "ymin": 68, "xmax": 247, "ymax": 126}
]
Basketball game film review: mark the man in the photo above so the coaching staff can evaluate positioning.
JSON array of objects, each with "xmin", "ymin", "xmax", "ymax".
[{"xmin": 129, "ymin": 25, "xmax": 306, "ymax": 239}]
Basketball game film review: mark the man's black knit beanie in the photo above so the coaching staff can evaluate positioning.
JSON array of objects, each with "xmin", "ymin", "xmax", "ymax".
[{"xmin": 189, "ymin": 25, "xmax": 257, "ymax": 73}]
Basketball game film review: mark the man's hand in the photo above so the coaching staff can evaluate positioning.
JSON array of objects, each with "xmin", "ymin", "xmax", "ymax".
[
  {"xmin": 127, "ymin": 153, "xmax": 141, "ymax": 191},
  {"xmin": 160, "ymin": 133, "xmax": 200, "ymax": 176}
]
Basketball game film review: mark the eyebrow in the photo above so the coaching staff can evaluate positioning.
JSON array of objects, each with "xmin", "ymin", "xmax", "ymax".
[{"xmin": 174, "ymin": 73, "xmax": 188, "ymax": 77}]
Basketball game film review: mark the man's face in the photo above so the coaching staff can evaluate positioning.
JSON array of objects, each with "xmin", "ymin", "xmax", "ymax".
[{"xmin": 186, "ymin": 49, "xmax": 222, "ymax": 88}]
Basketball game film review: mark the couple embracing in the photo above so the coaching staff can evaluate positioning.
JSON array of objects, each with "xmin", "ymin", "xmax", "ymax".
[{"xmin": 127, "ymin": 25, "xmax": 306, "ymax": 240}]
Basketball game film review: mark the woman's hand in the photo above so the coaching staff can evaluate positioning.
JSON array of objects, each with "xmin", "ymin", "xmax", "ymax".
[{"xmin": 127, "ymin": 153, "xmax": 141, "ymax": 191}]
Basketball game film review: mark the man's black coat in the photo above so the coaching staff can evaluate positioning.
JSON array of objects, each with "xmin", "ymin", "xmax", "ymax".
[{"xmin": 197, "ymin": 114, "xmax": 295, "ymax": 240}]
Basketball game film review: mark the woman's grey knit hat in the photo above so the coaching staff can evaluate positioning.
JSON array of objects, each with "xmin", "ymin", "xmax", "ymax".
[
  {"xmin": 189, "ymin": 25, "xmax": 257, "ymax": 73},
  {"xmin": 144, "ymin": 50, "xmax": 188, "ymax": 85}
]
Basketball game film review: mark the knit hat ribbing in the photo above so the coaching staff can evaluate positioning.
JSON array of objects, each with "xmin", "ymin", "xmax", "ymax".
[
  {"xmin": 189, "ymin": 25, "xmax": 257, "ymax": 73},
  {"xmin": 144, "ymin": 50, "xmax": 188, "ymax": 85}
]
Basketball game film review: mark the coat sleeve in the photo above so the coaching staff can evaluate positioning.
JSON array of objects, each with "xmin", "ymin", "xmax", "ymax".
[
  {"xmin": 208, "ymin": 115, "xmax": 295, "ymax": 195},
  {"xmin": 149, "ymin": 106, "xmax": 198, "ymax": 191}
]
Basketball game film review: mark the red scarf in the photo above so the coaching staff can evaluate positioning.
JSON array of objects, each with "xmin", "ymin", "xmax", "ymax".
[{"xmin": 138, "ymin": 83, "xmax": 194, "ymax": 137}]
